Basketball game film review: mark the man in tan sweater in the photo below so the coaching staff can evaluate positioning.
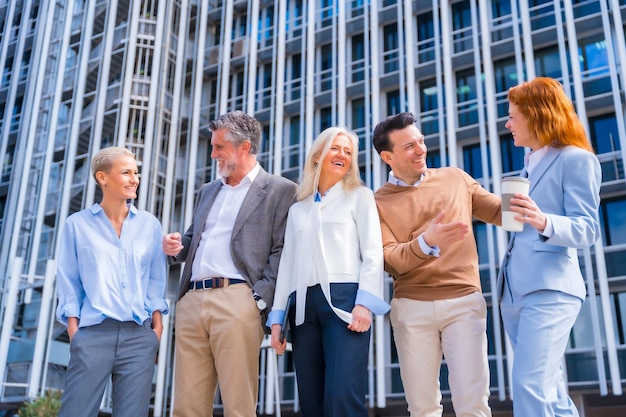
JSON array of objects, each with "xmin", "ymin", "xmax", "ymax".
[{"xmin": 372, "ymin": 112, "xmax": 501, "ymax": 417}]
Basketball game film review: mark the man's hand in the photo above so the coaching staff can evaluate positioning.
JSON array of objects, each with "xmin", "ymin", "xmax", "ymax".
[
  {"xmin": 422, "ymin": 210, "xmax": 469, "ymax": 249},
  {"xmin": 162, "ymin": 232, "xmax": 184, "ymax": 256}
]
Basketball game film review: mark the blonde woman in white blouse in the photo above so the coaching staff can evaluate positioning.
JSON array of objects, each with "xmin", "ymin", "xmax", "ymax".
[{"xmin": 268, "ymin": 127, "xmax": 389, "ymax": 417}]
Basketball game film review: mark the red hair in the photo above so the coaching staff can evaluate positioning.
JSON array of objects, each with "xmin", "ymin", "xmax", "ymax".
[{"xmin": 508, "ymin": 77, "xmax": 592, "ymax": 152}]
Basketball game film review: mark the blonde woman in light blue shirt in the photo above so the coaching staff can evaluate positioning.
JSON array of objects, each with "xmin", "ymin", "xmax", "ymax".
[{"xmin": 56, "ymin": 146, "xmax": 168, "ymax": 417}]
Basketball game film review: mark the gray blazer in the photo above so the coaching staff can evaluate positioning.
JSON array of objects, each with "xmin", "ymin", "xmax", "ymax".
[{"xmin": 172, "ymin": 167, "xmax": 297, "ymax": 309}]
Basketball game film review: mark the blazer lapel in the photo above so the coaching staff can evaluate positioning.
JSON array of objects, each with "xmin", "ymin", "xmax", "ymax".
[
  {"xmin": 196, "ymin": 181, "xmax": 222, "ymax": 235},
  {"xmin": 232, "ymin": 168, "xmax": 268, "ymax": 239},
  {"xmin": 527, "ymin": 147, "xmax": 561, "ymax": 194}
]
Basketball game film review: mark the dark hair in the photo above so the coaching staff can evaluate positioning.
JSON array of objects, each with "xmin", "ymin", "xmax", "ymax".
[
  {"xmin": 208, "ymin": 110, "xmax": 262, "ymax": 154},
  {"xmin": 372, "ymin": 112, "xmax": 419, "ymax": 154}
]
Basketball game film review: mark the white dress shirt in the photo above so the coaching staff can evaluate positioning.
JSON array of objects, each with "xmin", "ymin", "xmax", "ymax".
[{"xmin": 191, "ymin": 164, "xmax": 260, "ymax": 281}]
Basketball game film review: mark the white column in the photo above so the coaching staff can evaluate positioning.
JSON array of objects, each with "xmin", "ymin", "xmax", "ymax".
[
  {"xmin": 218, "ymin": 0, "xmax": 234, "ymax": 114},
  {"xmin": 28, "ymin": 260, "xmax": 56, "ymax": 398},
  {"xmin": 370, "ymin": 0, "xmax": 382, "ymax": 187},
  {"xmin": 118, "ymin": 0, "xmax": 140, "ymax": 148},
  {"xmin": 0, "ymin": 258, "xmax": 24, "ymax": 395},
  {"xmin": 518, "ymin": 0, "xmax": 535, "ymax": 80},
  {"xmin": 605, "ymin": 0, "xmax": 626, "ymax": 173},
  {"xmin": 27, "ymin": 0, "xmax": 76, "ymax": 285},
  {"xmin": 246, "ymin": 0, "xmax": 261, "ymax": 114},
  {"xmin": 337, "ymin": 1, "xmax": 346, "ymax": 126},
  {"xmin": 0, "ymin": 0, "xmax": 36, "ymax": 275},
  {"xmin": 403, "ymin": 0, "xmax": 416, "ymax": 113},
  {"xmin": 161, "ymin": 0, "xmax": 189, "ymax": 232},
  {"xmin": 184, "ymin": 0, "xmax": 209, "ymax": 226},
  {"xmin": 272, "ymin": 0, "xmax": 287, "ymax": 175},
  {"xmin": 56, "ymin": 0, "xmax": 96, "ymax": 245},
  {"xmin": 138, "ymin": 0, "xmax": 168, "ymax": 210},
  {"xmin": 86, "ymin": 0, "xmax": 121, "ymax": 207},
  {"xmin": 153, "ymin": 300, "xmax": 171, "ymax": 417},
  {"xmin": 582, "ymin": 249, "xmax": 609, "ymax": 395},
  {"xmin": 439, "ymin": 1, "xmax": 456, "ymax": 167},
  {"xmin": 305, "ymin": 0, "xmax": 315, "ymax": 152},
  {"xmin": 478, "ymin": 0, "xmax": 507, "ymax": 402}
]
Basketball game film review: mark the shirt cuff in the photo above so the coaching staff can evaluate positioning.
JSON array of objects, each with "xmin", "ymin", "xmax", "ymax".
[
  {"xmin": 418, "ymin": 234, "xmax": 440, "ymax": 257},
  {"xmin": 56, "ymin": 303, "xmax": 80, "ymax": 327},
  {"xmin": 540, "ymin": 215, "xmax": 554, "ymax": 238},
  {"xmin": 150, "ymin": 300, "xmax": 170, "ymax": 316},
  {"xmin": 355, "ymin": 289, "xmax": 390, "ymax": 315},
  {"xmin": 266, "ymin": 310, "xmax": 285, "ymax": 327}
]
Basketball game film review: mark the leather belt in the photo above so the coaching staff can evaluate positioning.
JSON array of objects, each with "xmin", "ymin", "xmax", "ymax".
[{"xmin": 188, "ymin": 277, "xmax": 246, "ymax": 291}]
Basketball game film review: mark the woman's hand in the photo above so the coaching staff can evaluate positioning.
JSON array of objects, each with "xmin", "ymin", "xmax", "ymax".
[
  {"xmin": 270, "ymin": 324, "xmax": 287, "ymax": 355},
  {"xmin": 67, "ymin": 317, "xmax": 79, "ymax": 342},
  {"xmin": 348, "ymin": 305, "xmax": 372, "ymax": 333},
  {"xmin": 510, "ymin": 194, "xmax": 548, "ymax": 233}
]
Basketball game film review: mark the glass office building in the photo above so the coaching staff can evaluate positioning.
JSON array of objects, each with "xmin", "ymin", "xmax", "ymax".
[{"xmin": 1, "ymin": 0, "xmax": 625, "ymax": 415}]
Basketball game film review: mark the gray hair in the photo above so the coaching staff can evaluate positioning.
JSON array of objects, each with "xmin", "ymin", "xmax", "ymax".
[
  {"xmin": 208, "ymin": 110, "xmax": 262, "ymax": 154},
  {"xmin": 91, "ymin": 146, "xmax": 135, "ymax": 185}
]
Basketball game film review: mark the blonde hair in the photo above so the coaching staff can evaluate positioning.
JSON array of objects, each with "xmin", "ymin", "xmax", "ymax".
[
  {"xmin": 91, "ymin": 146, "xmax": 135, "ymax": 187},
  {"xmin": 297, "ymin": 127, "xmax": 363, "ymax": 201}
]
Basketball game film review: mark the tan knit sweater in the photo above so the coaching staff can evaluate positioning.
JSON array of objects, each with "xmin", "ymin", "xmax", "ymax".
[{"xmin": 374, "ymin": 167, "xmax": 501, "ymax": 301}]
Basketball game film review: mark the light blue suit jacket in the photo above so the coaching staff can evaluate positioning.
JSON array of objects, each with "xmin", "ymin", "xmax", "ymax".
[{"xmin": 497, "ymin": 146, "xmax": 601, "ymax": 301}]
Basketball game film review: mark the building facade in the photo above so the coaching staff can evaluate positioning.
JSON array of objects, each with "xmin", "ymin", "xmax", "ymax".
[{"xmin": 0, "ymin": 0, "xmax": 625, "ymax": 415}]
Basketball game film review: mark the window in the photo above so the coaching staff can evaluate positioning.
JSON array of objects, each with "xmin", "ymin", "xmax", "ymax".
[
  {"xmin": 599, "ymin": 197, "xmax": 626, "ymax": 247},
  {"xmin": 417, "ymin": 12, "xmax": 435, "ymax": 63},
  {"xmin": 320, "ymin": 107, "xmax": 333, "ymax": 131},
  {"xmin": 534, "ymin": 46, "xmax": 562, "ymax": 78},
  {"xmin": 493, "ymin": 58, "xmax": 518, "ymax": 117},
  {"xmin": 386, "ymin": 90, "xmax": 400, "ymax": 116},
  {"xmin": 427, "ymin": 149, "xmax": 441, "ymax": 169},
  {"xmin": 589, "ymin": 114, "xmax": 620, "ymax": 154},
  {"xmin": 320, "ymin": 44, "xmax": 333, "ymax": 92},
  {"xmin": 420, "ymin": 79, "xmax": 439, "ymax": 135},
  {"xmin": 462, "ymin": 143, "xmax": 483, "ymax": 179},
  {"xmin": 351, "ymin": 98, "xmax": 366, "ymax": 150},
  {"xmin": 589, "ymin": 114, "xmax": 621, "ymax": 182},
  {"xmin": 351, "ymin": 34, "xmax": 365, "ymax": 83},
  {"xmin": 456, "ymin": 69, "xmax": 478, "ymax": 126},
  {"xmin": 452, "ymin": 0, "xmax": 473, "ymax": 53},
  {"xmin": 500, "ymin": 134, "xmax": 525, "ymax": 174},
  {"xmin": 383, "ymin": 24, "xmax": 399, "ymax": 73},
  {"xmin": 578, "ymin": 35, "xmax": 611, "ymax": 96}
]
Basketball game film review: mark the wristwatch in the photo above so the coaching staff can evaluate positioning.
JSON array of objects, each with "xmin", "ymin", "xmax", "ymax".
[{"xmin": 253, "ymin": 293, "xmax": 267, "ymax": 311}]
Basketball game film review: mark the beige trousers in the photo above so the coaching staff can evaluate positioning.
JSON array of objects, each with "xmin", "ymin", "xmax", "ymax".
[
  {"xmin": 172, "ymin": 283, "xmax": 264, "ymax": 417},
  {"xmin": 391, "ymin": 292, "xmax": 492, "ymax": 417}
]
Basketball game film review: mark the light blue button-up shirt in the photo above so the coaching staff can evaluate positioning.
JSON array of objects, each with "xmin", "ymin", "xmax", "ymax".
[{"xmin": 56, "ymin": 203, "xmax": 169, "ymax": 328}]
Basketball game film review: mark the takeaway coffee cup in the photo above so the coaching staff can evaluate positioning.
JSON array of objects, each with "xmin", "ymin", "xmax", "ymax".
[{"xmin": 501, "ymin": 177, "xmax": 531, "ymax": 232}]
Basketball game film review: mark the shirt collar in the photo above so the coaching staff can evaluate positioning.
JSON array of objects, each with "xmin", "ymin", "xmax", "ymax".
[
  {"xmin": 90, "ymin": 203, "xmax": 137, "ymax": 215},
  {"xmin": 524, "ymin": 146, "xmax": 549, "ymax": 177},
  {"xmin": 388, "ymin": 171, "xmax": 425, "ymax": 187}
]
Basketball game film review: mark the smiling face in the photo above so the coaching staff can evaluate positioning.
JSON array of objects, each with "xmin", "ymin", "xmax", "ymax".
[
  {"xmin": 97, "ymin": 155, "xmax": 139, "ymax": 201},
  {"xmin": 318, "ymin": 134, "xmax": 353, "ymax": 189},
  {"xmin": 210, "ymin": 128, "xmax": 247, "ymax": 181},
  {"xmin": 506, "ymin": 102, "xmax": 539, "ymax": 150},
  {"xmin": 381, "ymin": 124, "xmax": 427, "ymax": 185}
]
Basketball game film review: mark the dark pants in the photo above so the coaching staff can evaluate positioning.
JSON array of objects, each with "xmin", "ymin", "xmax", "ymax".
[
  {"xmin": 291, "ymin": 284, "xmax": 370, "ymax": 417},
  {"xmin": 59, "ymin": 319, "xmax": 159, "ymax": 417}
]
